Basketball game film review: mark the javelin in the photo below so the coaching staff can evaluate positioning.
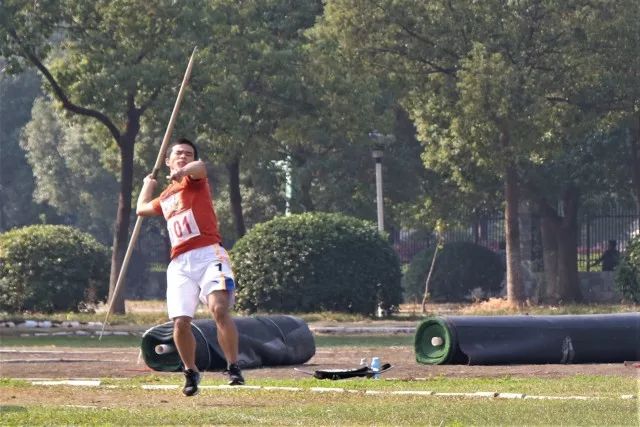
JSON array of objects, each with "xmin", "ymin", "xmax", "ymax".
[{"xmin": 99, "ymin": 47, "xmax": 197, "ymax": 340}]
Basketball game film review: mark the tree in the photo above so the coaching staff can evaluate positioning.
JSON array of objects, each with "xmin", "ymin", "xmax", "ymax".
[
  {"xmin": 182, "ymin": 0, "xmax": 325, "ymax": 240},
  {"xmin": 522, "ymin": 109, "xmax": 634, "ymax": 302},
  {"xmin": 189, "ymin": 0, "xmax": 411, "ymax": 240},
  {"xmin": 20, "ymin": 97, "xmax": 117, "ymax": 243},
  {"xmin": 1, "ymin": 0, "xmax": 200, "ymax": 312},
  {"xmin": 563, "ymin": 0, "xmax": 640, "ymax": 212},
  {"xmin": 568, "ymin": 0, "xmax": 640, "ymax": 212},
  {"xmin": 518, "ymin": 1, "xmax": 639, "ymax": 302},
  {"xmin": 315, "ymin": 0, "xmax": 582, "ymax": 305},
  {"xmin": 0, "ymin": 68, "xmax": 50, "ymax": 230}
]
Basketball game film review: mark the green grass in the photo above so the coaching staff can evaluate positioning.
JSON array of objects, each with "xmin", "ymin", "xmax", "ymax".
[
  {"xmin": 2, "ymin": 302, "xmax": 637, "ymax": 326},
  {"xmin": 1, "ymin": 337, "xmax": 636, "ymax": 426},
  {"xmin": 2, "ymin": 374, "xmax": 636, "ymax": 397},
  {"xmin": 0, "ymin": 378, "xmax": 637, "ymax": 426},
  {"xmin": 0, "ymin": 334, "xmax": 142, "ymax": 347},
  {"xmin": 1, "ymin": 399, "xmax": 636, "ymax": 426},
  {"xmin": 0, "ymin": 312, "xmax": 170, "ymax": 327},
  {"xmin": 93, "ymin": 374, "xmax": 636, "ymax": 398},
  {"xmin": 0, "ymin": 310, "xmax": 371, "ymax": 326}
]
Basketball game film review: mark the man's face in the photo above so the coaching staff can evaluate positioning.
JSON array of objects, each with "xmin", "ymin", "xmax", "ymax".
[{"xmin": 166, "ymin": 144, "xmax": 195, "ymax": 171}]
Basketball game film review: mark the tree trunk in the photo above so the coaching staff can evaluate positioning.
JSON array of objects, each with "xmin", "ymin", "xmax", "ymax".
[
  {"xmin": 295, "ymin": 166, "xmax": 315, "ymax": 213},
  {"xmin": 629, "ymin": 113, "xmax": 640, "ymax": 213},
  {"xmin": 504, "ymin": 162, "xmax": 525, "ymax": 306},
  {"xmin": 535, "ymin": 186, "xmax": 582, "ymax": 304},
  {"xmin": 555, "ymin": 187, "xmax": 581, "ymax": 302},
  {"xmin": 540, "ymin": 215, "xmax": 560, "ymax": 302},
  {"xmin": 288, "ymin": 152, "xmax": 314, "ymax": 213},
  {"xmin": 556, "ymin": 225, "xmax": 581, "ymax": 302},
  {"xmin": 107, "ymin": 136, "xmax": 135, "ymax": 314},
  {"xmin": 227, "ymin": 156, "xmax": 246, "ymax": 238},
  {"xmin": 0, "ymin": 191, "xmax": 5, "ymax": 231}
]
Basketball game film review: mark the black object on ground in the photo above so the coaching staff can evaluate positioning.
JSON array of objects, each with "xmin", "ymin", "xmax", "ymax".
[
  {"xmin": 141, "ymin": 315, "xmax": 315, "ymax": 371},
  {"xmin": 295, "ymin": 363, "xmax": 393, "ymax": 380},
  {"xmin": 415, "ymin": 313, "xmax": 640, "ymax": 365}
]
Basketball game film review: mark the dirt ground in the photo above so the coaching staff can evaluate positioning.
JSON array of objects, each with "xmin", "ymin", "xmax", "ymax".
[
  {"xmin": 1, "ymin": 343, "xmax": 637, "ymax": 412},
  {"xmin": 1, "ymin": 345, "xmax": 636, "ymax": 381}
]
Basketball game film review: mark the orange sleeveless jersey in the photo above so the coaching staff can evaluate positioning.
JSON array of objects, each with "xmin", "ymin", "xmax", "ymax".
[{"xmin": 151, "ymin": 176, "xmax": 222, "ymax": 259}]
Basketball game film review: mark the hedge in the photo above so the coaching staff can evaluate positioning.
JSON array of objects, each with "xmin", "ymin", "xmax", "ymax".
[
  {"xmin": 402, "ymin": 241, "xmax": 504, "ymax": 302},
  {"xmin": 615, "ymin": 235, "xmax": 640, "ymax": 303},
  {"xmin": 231, "ymin": 212, "xmax": 402, "ymax": 316},
  {"xmin": 0, "ymin": 224, "xmax": 109, "ymax": 312}
]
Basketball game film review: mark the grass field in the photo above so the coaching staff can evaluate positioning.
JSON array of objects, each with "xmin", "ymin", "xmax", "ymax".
[
  {"xmin": 2, "ymin": 303, "xmax": 638, "ymax": 425},
  {"xmin": 0, "ymin": 376, "xmax": 637, "ymax": 426},
  {"xmin": 1, "ymin": 337, "xmax": 638, "ymax": 426}
]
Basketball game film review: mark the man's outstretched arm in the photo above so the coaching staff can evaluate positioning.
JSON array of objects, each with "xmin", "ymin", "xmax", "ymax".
[{"xmin": 168, "ymin": 160, "xmax": 207, "ymax": 181}]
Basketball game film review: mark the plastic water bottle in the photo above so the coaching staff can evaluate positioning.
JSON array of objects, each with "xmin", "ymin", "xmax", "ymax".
[{"xmin": 370, "ymin": 357, "xmax": 381, "ymax": 379}]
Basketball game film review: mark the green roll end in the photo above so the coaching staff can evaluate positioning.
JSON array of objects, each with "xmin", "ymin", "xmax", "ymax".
[
  {"xmin": 414, "ymin": 317, "xmax": 453, "ymax": 365},
  {"xmin": 140, "ymin": 335, "xmax": 183, "ymax": 372},
  {"xmin": 140, "ymin": 324, "xmax": 183, "ymax": 372}
]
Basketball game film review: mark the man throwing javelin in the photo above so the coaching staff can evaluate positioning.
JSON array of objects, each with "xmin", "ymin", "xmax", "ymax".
[{"xmin": 137, "ymin": 137, "xmax": 244, "ymax": 395}]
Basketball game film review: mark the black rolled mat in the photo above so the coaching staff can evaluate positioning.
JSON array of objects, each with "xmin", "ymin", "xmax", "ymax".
[
  {"xmin": 141, "ymin": 315, "xmax": 315, "ymax": 371},
  {"xmin": 415, "ymin": 312, "xmax": 640, "ymax": 365}
]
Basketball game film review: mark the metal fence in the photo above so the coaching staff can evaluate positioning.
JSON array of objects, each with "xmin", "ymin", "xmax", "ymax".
[
  {"xmin": 580, "ymin": 209, "xmax": 639, "ymax": 271},
  {"xmin": 390, "ymin": 209, "xmax": 639, "ymax": 269},
  {"xmin": 389, "ymin": 218, "xmax": 507, "ymax": 264}
]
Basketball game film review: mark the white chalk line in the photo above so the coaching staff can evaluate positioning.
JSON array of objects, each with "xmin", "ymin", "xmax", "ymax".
[{"xmin": 17, "ymin": 379, "xmax": 636, "ymax": 401}]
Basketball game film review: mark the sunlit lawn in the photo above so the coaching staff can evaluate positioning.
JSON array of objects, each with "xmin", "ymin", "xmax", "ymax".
[
  {"xmin": 0, "ymin": 376, "xmax": 636, "ymax": 426},
  {"xmin": 2, "ymin": 301, "xmax": 638, "ymax": 426}
]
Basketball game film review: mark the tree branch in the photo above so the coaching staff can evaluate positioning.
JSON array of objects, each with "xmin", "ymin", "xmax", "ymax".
[
  {"xmin": 8, "ymin": 28, "xmax": 121, "ymax": 143},
  {"xmin": 365, "ymin": 46, "xmax": 458, "ymax": 75},
  {"xmin": 138, "ymin": 88, "xmax": 160, "ymax": 114}
]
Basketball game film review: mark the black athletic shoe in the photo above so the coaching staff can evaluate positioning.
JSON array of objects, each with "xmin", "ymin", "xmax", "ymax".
[
  {"xmin": 183, "ymin": 369, "xmax": 201, "ymax": 396},
  {"xmin": 226, "ymin": 364, "xmax": 245, "ymax": 386}
]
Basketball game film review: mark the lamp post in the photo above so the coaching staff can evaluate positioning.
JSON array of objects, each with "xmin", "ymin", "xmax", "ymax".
[
  {"xmin": 369, "ymin": 130, "xmax": 385, "ymax": 232},
  {"xmin": 372, "ymin": 148, "xmax": 384, "ymax": 232}
]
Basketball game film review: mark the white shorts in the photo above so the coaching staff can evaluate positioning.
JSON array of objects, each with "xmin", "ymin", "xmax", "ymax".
[{"xmin": 166, "ymin": 244, "xmax": 236, "ymax": 319}]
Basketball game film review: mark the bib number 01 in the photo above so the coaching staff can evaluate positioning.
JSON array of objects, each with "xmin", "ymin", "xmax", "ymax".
[{"xmin": 167, "ymin": 209, "xmax": 201, "ymax": 247}]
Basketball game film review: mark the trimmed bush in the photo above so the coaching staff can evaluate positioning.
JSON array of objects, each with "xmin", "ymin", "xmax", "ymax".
[
  {"xmin": 615, "ymin": 235, "xmax": 640, "ymax": 303},
  {"xmin": 231, "ymin": 212, "xmax": 402, "ymax": 316},
  {"xmin": 402, "ymin": 241, "xmax": 504, "ymax": 302},
  {"xmin": 0, "ymin": 225, "xmax": 109, "ymax": 313}
]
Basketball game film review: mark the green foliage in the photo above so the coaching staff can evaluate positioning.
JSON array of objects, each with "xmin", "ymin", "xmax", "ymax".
[
  {"xmin": 615, "ymin": 235, "xmax": 640, "ymax": 303},
  {"xmin": 20, "ymin": 97, "xmax": 117, "ymax": 242},
  {"xmin": 231, "ymin": 212, "xmax": 402, "ymax": 315},
  {"xmin": 0, "ymin": 68, "xmax": 49, "ymax": 231},
  {"xmin": 403, "ymin": 242, "xmax": 504, "ymax": 302},
  {"xmin": 0, "ymin": 225, "xmax": 109, "ymax": 312}
]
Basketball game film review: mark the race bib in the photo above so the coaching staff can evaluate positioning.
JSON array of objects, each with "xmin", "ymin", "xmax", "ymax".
[
  {"xmin": 167, "ymin": 209, "xmax": 201, "ymax": 247},
  {"xmin": 160, "ymin": 193, "xmax": 182, "ymax": 218}
]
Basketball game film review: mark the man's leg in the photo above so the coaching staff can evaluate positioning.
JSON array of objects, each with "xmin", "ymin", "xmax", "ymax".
[
  {"xmin": 207, "ymin": 290, "xmax": 239, "ymax": 363},
  {"xmin": 207, "ymin": 290, "xmax": 244, "ymax": 384},
  {"xmin": 173, "ymin": 316, "xmax": 197, "ymax": 370},
  {"xmin": 173, "ymin": 316, "xmax": 200, "ymax": 396}
]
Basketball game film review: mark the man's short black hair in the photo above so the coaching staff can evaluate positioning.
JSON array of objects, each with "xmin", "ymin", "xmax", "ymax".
[{"xmin": 168, "ymin": 137, "xmax": 199, "ymax": 160}]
